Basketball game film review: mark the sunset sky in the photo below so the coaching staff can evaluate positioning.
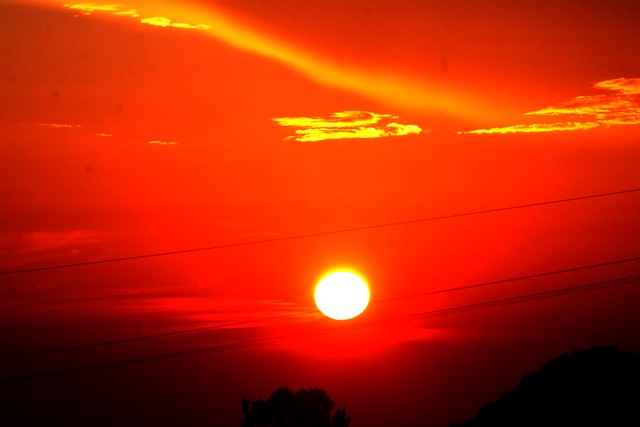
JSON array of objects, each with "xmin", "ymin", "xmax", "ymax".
[{"xmin": 1, "ymin": 1, "xmax": 639, "ymax": 426}]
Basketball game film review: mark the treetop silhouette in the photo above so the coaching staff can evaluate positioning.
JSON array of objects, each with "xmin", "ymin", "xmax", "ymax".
[{"xmin": 240, "ymin": 387, "xmax": 351, "ymax": 427}]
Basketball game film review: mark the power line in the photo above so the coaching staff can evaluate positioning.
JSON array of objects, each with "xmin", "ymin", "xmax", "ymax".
[
  {"xmin": 0, "ymin": 311, "xmax": 316, "ymax": 361},
  {"xmin": 1, "ymin": 187, "xmax": 638, "ymax": 276},
  {"xmin": 1, "ymin": 273, "xmax": 638, "ymax": 385},
  {"xmin": 370, "ymin": 275, "xmax": 640, "ymax": 326},
  {"xmin": 375, "ymin": 256, "xmax": 640, "ymax": 303},
  {"xmin": 3, "ymin": 255, "xmax": 639, "ymax": 361}
]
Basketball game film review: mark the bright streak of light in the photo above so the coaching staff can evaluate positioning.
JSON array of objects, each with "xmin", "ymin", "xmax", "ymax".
[{"xmin": 24, "ymin": 0, "xmax": 508, "ymax": 123}]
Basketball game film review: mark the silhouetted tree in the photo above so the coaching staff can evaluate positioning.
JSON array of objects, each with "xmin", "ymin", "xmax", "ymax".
[
  {"xmin": 330, "ymin": 408, "xmax": 350, "ymax": 427},
  {"xmin": 451, "ymin": 346, "xmax": 640, "ymax": 427},
  {"xmin": 240, "ymin": 387, "xmax": 351, "ymax": 427}
]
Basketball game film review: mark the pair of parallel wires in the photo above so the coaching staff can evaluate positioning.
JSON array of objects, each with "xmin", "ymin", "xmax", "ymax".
[{"xmin": 1, "ymin": 188, "xmax": 639, "ymax": 384}]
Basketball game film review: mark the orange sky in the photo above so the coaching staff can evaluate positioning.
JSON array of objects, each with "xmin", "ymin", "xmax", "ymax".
[{"xmin": 1, "ymin": 1, "xmax": 640, "ymax": 426}]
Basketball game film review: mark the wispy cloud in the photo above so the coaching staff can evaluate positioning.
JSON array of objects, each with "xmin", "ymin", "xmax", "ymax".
[
  {"xmin": 38, "ymin": 122, "xmax": 82, "ymax": 129},
  {"xmin": 64, "ymin": 3, "xmax": 210, "ymax": 30},
  {"xmin": 65, "ymin": 3, "xmax": 138, "ymax": 16},
  {"xmin": 0, "ymin": 230, "xmax": 103, "ymax": 265},
  {"xmin": 36, "ymin": 123, "xmax": 115, "ymax": 138},
  {"xmin": 148, "ymin": 139, "xmax": 178, "ymax": 145},
  {"xmin": 148, "ymin": 297, "xmax": 318, "ymax": 327},
  {"xmin": 460, "ymin": 77, "xmax": 640, "ymax": 135},
  {"xmin": 279, "ymin": 325, "xmax": 463, "ymax": 359},
  {"xmin": 274, "ymin": 111, "xmax": 423, "ymax": 142}
]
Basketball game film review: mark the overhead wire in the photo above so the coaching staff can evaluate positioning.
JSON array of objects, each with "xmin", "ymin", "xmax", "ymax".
[
  {"xmin": 1, "ymin": 187, "xmax": 638, "ymax": 276},
  {"xmin": 375, "ymin": 256, "xmax": 640, "ymax": 303},
  {"xmin": 1, "ymin": 187, "xmax": 639, "ymax": 381},
  {"xmin": 2, "ymin": 255, "xmax": 639, "ymax": 361},
  {"xmin": 0, "ymin": 311, "xmax": 316, "ymax": 361},
  {"xmin": 1, "ymin": 273, "xmax": 639, "ymax": 385}
]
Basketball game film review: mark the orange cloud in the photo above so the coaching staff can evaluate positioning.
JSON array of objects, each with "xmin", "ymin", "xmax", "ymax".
[
  {"xmin": 273, "ymin": 111, "xmax": 423, "ymax": 142},
  {"xmin": 0, "ymin": 230, "xmax": 102, "ymax": 263},
  {"xmin": 460, "ymin": 77, "xmax": 640, "ymax": 135},
  {"xmin": 148, "ymin": 139, "xmax": 178, "ymax": 145},
  {"xmin": 38, "ymin": 122, "xmax": 82, "ymax": 128}
]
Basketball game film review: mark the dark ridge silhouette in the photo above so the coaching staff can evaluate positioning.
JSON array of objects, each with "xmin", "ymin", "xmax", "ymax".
[
  {"xmin": 450, "ymin": 346, "xmax": 640, "ymax": 427},
  {"xmin": 240, "ymin": 387, "xmax": 350, "ymax": 427}
]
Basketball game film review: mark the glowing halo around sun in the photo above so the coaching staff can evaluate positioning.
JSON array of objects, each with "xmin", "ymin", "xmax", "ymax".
[{"xmin": 314, "ymin": 271, "xmax": 370, "ymax": 320}]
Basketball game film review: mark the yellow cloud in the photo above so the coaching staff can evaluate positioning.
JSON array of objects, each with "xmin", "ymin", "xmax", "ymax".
[
  {"xmin": 461, "ymin": 122, "xmax": 601, "ymax": 135},
  {"xmin": 274, "ymin": 111, "xmax": 423, "ymax": 142},
  {"xmin": 460, "ymin": 77, "xmax": 640, "ymax": 135},
  {"xmin": 139, "ymin": 16, "xmax": 171, "ymax": 26},
  {"xmin": 596, "ymin": 77, "xmax": 640, "ymax": 95},
  {"xmin": 140, "ymin": 16, "xmax": 210, "ymax": 30},
  {"xmin": 387, "ymin": 123, "xmax": 423, "ymax": 136},
  {"xmin": 65, "ymin": 3, "xmax": 120, "ymax": 13},
  {"xmin": 64, "ymin": 3, "xmax": 209, "ymax": 30}
]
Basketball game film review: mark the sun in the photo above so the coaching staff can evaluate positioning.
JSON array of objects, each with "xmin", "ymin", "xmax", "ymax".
[{"xmin": 314, "ymin": 271, "xmax": 370, "ymax": 320}]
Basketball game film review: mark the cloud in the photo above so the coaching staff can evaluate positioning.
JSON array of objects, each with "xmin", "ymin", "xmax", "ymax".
[
  {"xmin": 64, "ymin": 3, "xmax": 210, "ymax": 30},
  {"xmin": 460, "ymin": 77, "xmax": 640, "ymax": 135},
  {"xmin": 139, "ymin": 16, "xmax": 211, "ymax": 30},
  {"xmin": 148, "ymin": 297, "xmax": 318, "ymax": 327},
  {"xmin": 2, "ymin": 289, "xmax": 317, "ymax": 336},
  {"xmin": 273, "ymin": 111, "xmax": 424, "ymax": 142},
  {"xmin": 65, "ymin": 3, "xmax": 123, "ymax": 14},
  {"xmin": 459, "ymin": 122, "xmax": 601, "ymax": 135},
  {"xmin": 148, "ymin": 139, "xmax": 178, "ymax": 145},
  {"xmin": 0, "ymin": 230, "xmax": 103, "ymax": 266},
  {"xmin": 38, "ymin": 123, "xmax": 82, "ymax": 129},
  {"xmin": 279, "ymin": 325, "xmax": 463, "ymax": 359}
]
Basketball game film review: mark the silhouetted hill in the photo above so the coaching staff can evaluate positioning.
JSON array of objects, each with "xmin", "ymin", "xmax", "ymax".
[{"xmin": 451, "ymin": 346, "xmax": 640, "ymax": 427}]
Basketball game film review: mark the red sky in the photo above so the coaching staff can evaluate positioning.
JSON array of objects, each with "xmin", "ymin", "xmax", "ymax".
[{"xmin": 1, "ymin": 1, "xmax": 640, "ymax": 426}]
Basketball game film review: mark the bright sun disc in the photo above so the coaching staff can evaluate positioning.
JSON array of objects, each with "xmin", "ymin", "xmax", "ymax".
[{"xmin": 314, "ymin": 271, "xmax": 370, "ymax": 320}]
